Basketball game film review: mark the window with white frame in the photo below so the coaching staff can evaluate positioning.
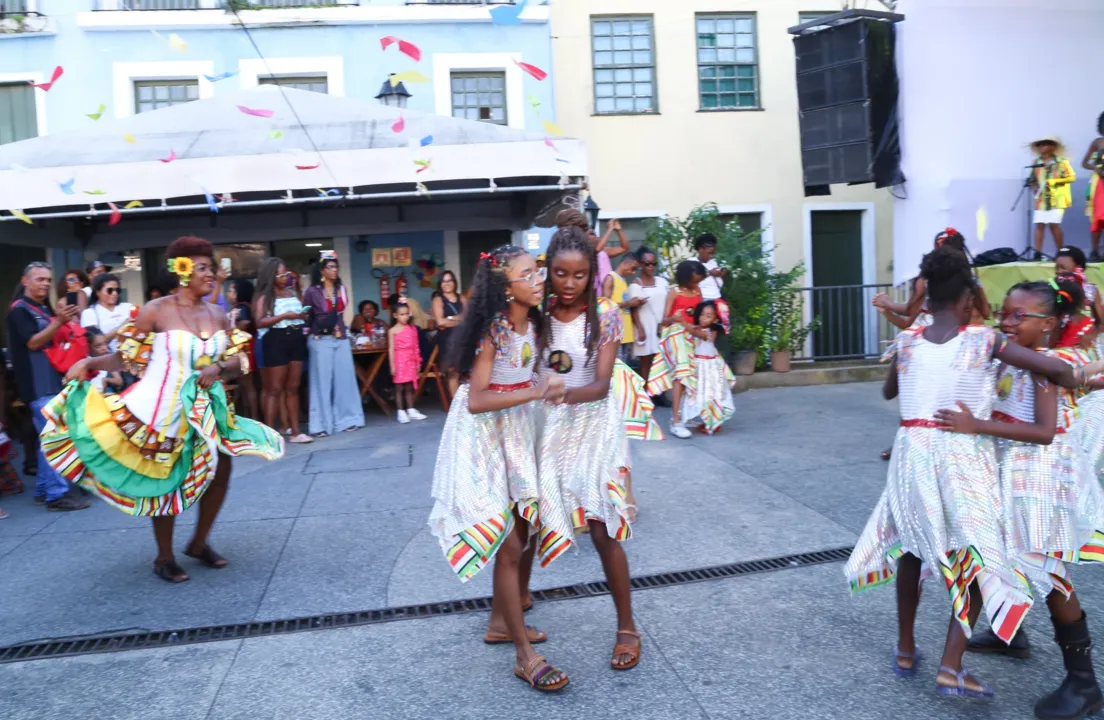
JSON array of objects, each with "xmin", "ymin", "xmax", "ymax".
[
  {"xmin": 134, "ymin": 79, "xmax": 198, "ymax": 114},
  {"xmin": 697, "ymin": 13, "xmax": 759, "ymax": 110},
  {"xmin": 718, "ymin": 212, "xmax": 763, "ymax": 234},
  {"xmin": 0, "ymin": 84, "xmax": 37, "ymax": 145},
  {"xmin": 450, "ymin": 72, "xmax": 507, "ymax": 125},
  {"xmin": 258, "ymin": 75, "xmax": 329, "ymax": 94},
  {"xmin": 592, "ymin": 16, "xmax": 656, "ymax": 115}
]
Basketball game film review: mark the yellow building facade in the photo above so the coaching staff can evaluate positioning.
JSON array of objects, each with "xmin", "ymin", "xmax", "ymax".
[{"xmin": 550, "ymin": 1, "xmax": 896, "ymax": 288}]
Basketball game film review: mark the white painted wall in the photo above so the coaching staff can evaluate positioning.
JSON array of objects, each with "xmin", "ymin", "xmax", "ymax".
[{"xmin": 893, "ymin": 0, "xmax": 1103, "ymax": 283}]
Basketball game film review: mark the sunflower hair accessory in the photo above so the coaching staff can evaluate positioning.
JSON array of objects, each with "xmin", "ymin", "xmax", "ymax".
[{"xmin": 168, "ymin": 256, "xmax": 194, "ymax": 287}]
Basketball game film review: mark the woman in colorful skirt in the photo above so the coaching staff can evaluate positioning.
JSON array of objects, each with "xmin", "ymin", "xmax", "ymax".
[
  {"xmin": 1081, "ymin": 114, "xmax": 1104, "ymax": 262},
  {"xmin": 844, "ymin": 245, "xmax": 1096, "ymax": 700},
  {"xmin": 42, "ymin": 236, "xmax": 285, "ymax": 583},
  {"xmin": 647, "ymin": 259, "xmax": 706, "ymax": 439},
  {"xmin": 941, "ymin": 278, "xmax": 1104, "ymax": 719},
  {"xmin": 428, "ymin": 245, "xmax": 570, "ymax": 692},
  {"xmin": 537, "ymin": 225, "xmax": 641, "ymax": 671},
  {"xmin": 679, "ymin": 300, "xmax": 736, "ymax": 434}
]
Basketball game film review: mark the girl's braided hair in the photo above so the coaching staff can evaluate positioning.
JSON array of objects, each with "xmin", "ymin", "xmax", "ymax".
[
  {"xmin": 445, "ymin": 244, "xmax": 534, "ymax": 374},
  {"xmin": 540, "ymin": 225, "xmax": 601, "ymax": 367}
]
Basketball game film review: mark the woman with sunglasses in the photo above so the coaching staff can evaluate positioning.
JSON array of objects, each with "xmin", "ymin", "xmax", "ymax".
[
  {"xmin": 254, "ymin": 258, "xmax": 311, "ymax": 444},
  {"xmin": 58, "ymin": 269, "xmax": 90, "ymax": 314},
  {"xmin": 627, "ymin": 246, "xmax": 669, "ymax": 390},
  {"xmin": 80, "ymin": 273, "xmax": 136, "ymax": 352}
]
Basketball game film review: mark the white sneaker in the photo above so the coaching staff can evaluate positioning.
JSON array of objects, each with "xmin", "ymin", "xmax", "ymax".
[
  {"xmin": 397, "ymin": 409, "xmax": 410, "ymax": 424},
  {"xmin": 669, "ymin": 422, "xmax": 691, "ymax": 439},
  {"xmin": 406, "ymin": 408, "xmax": 427, "ymax": 420}
]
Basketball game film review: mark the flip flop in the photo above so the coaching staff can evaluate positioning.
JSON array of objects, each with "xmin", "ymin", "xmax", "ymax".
[
  {"xmin": 483, "ymin": 625, "xmax": 548, "ymax": 645},
  {"xmin": 514, "ymin": 654, "xmax": 569, "ymax": 692},
  {"xmin": 611, "ymin": 629, "xmax": 642, "ymax": 670},
  {"xmin": 936, "ymin": 665, "xmax": 993, "ymax": 699}
]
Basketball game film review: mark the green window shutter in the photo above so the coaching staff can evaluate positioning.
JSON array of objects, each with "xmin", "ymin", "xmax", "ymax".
[{"xmin": 0, "ymin": 83, "xmax": 38, "ymax": 145}]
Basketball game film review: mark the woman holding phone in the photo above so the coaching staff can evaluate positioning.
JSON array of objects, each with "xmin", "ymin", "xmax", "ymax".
[
  {"xmin": 80, "ymin": 273, "xmax": 137, "ymax": 352},
  {"xmin": 254, "ymin": 258, "xmax": 311, "ymax": 444},
  {"xmin": 58, "ymin": 269, "xmax": 90, "ymax": 315}
]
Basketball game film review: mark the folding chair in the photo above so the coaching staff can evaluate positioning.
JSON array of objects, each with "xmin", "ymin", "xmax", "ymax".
[{"xmin": 416, "ymin": 344, "xmax": 450, "ymax": 412}]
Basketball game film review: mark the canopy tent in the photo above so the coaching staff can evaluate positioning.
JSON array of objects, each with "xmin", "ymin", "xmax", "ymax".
[{"xmin": 0, "ymin": 86, "xmax": 586, "ymax": 250}]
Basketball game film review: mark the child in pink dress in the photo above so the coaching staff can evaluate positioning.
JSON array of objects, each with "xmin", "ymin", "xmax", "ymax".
[{"xmin": 388, "ymin": 302, "xmax": 425, "ymax": 424}]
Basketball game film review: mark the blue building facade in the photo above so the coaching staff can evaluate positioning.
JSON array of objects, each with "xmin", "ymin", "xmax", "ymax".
[{"xmin": 0, "ymin": 0, "xmax": 554, "ymax": 312}]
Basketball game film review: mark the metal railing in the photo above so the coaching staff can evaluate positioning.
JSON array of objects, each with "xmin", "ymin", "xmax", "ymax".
[
  {"xmin": 0, "ymin": 0, "xmax": 27, "ymax": 13},
  {"xmin": 790, "ymin": 283, "xmax": 902, "ymax": 362}
]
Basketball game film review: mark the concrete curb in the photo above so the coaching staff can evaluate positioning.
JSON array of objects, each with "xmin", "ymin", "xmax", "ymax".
[{"xmin": 732, "ymin": 363, "xmax": 888, "ymax": 393}]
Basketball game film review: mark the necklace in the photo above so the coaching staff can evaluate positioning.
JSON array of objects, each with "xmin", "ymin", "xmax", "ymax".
[{"xmin": 175, "ymin": 297, "xmax": 214, "ymax": 340}]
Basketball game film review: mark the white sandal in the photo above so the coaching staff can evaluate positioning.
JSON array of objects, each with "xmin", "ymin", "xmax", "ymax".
[{"xmin": 288, "ymin": 433, "xmax": 314, "ymax": 444}]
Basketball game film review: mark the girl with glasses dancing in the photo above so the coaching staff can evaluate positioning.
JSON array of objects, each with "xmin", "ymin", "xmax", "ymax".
[{"xmin": 428, "ymin": 245, "xmax": 570, "ymax": 692}]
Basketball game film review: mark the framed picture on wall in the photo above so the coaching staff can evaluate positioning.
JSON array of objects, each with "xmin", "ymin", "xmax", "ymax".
[
  {"xmin": 372, "ymin": 248, "xmax": 393, "ymax": 267},
  {"xmin": 392, "ymin": 247, "xmax": 412, "ymax": 267}
]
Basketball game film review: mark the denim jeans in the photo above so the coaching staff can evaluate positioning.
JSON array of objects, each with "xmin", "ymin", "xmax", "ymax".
[{"xmin": 30, "ymin": 396, "xmax": 70, "ymax": 502}]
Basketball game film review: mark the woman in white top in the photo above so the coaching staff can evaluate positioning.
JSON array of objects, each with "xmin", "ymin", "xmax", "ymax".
[
  {"xmin": 254, "ymin": 258, "xmax": 311, "ymax": 444},
  {"xmin": 627, "ymin": 247, "xmax": 669, "ymax": 384},
  {"xmin": 694, "ymin": 233, "xmax": 726, "ymax": 302},
  {"xmin": 80, "ymin": 273, "xmax": 136, "ymax": 352}
]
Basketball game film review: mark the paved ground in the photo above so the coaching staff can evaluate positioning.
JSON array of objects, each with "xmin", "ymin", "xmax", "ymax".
[{"xmin": 2, "ymin": 383, "xmax": 1103, "ymax": 719}]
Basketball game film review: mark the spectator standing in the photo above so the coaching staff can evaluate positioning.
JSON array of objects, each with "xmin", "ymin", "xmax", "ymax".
[
  {"xmin": 695, "ymin": 233, "xmax": 726, "ymax": 302},
  {"xmin": 602, "ymin": 253, "xmax": 643, "ymax": 364},
  {"xmin": 226, "ymin": 279, "xmax": 259, "ymax": 419},
  {"xmin": 8, "ymin": 262, "xmax": 89, "ymax": 511},
  {"xmin": 254, "ymin": 258, "xmax": 311, "ymax": 444},
  {"xmin": 431, "ymin": 270, "xmax": 464, "ymax": 399},
  {"xmin": 303, "ymin": 255, "xmax": 364, "ymax": 436},
  {"xmin": 80, "ymin": 273, "xmax": 136, "ymax": 352},
  {"xmin": 628, "ymin": 247, "xmax": 670, "ymax": 388},
  {"xmin": 388, "ymin": 302, "xmax": 426, "ymax": 424},
  {"xmin": 58, "ymin": 269, "xmax": 90, "ymax": 314}
]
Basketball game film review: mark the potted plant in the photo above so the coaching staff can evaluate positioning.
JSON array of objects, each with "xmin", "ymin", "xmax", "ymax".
[{"xmin": 767, "ymin": 265, "xmax": 820, "ymax": 373}]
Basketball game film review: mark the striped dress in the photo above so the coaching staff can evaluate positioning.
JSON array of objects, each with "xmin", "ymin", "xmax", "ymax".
[
  {"xmin": 992, "ymin": 353, "xmax": 1104, "ymax": 599},
  {"xmin": 844, "ymin": 325, "xmax": 1034, "ymax": 643},
  {"xmin": 39, "ymin": 324, "xmax": 284, "ymax": 517}
]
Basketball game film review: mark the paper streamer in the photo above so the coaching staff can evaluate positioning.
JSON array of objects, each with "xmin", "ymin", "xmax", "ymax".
[
  {"xmin": 390, "ymin": 70, "xmax": 430, "ymax": 87},
  {"xmin": 380, "ymin": 36, "xmax": 422, "ymax": 62},
  {"xmin": 515, "ymin": 61, "xmax": 548, "ymax": 81},
  {"xmin": 237, "ymin": 105, "xmax": 274, "ymax": 118},
  {"xmin": 58, "ymin": 178, "xmax": 75, "ymax": 195},
  {"xmin": 124, "ymin": 201, "xmax": 143, "ymax": 209},
  {"xmin": 160, "ymin": 149, "xmax": 176, "ymax": 164},
  {"xmin": 168, "ymin": 33, "xmax": 188, "ymax": 53},
  {"xmin": 542, "ymin": 121, "xmax": 563, "ymax": 137},
  {"xmin": 86, "ymin": 104, "xmax": 106, "ymax": 121},
  {"xmin": 123, "ymin": 134, "xmax": 135, "ymax": 144},
  {"xmin": 490, "ymin": 0, "xmax": 527, "ymax": 25},
  {"xmin": 414, "ymin": 159, "xmax": 431, "ymax": 174},
  {"xmin": 29, "ymin": 66, "xmax": 63, "ymax": 92},
  {"xmin": 420, "ymin": 135, "xmax": 433, "ymax": 147},
  {"xmin": 204, "ymin": 190, "xmax": 219, "ymax": 214},
  {"xmin": 392, "ymin": 115, "xmax": 405, "ymax": 133},
  {"xmin": 295, "ymin": 163, "xmax": 321, "ymax": 171},
  {"xmin": 107, "ymin": 202, "xmax": 121, "ymax": 227},
  {"xmin": 204, "ymin": 71, "xmax": 238, "ymax": 83},
  {"xmin": 83, "ymin": 190, "xmax": 106, "ymax": 196},
  {"xmin": 269, "ymin": 130, "xmax": 284, "ymax": 139},
  {"xmin": 8, "ymin": 209, "xmax": 32, "ymax": 225},
  {"xmin": 976, "ymin": 206, "xmax": 989, "ymax": 243}
]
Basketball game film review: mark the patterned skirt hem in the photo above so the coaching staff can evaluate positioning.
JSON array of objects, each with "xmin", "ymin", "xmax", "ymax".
[{"xmin": 645, "ymin": 327, "xmax": 695, "ymax": 396}]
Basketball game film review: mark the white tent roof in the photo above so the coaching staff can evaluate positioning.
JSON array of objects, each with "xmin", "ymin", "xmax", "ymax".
[{"xmin": 0, "ymin": 86, "xmax": 586, "ymax": 213}]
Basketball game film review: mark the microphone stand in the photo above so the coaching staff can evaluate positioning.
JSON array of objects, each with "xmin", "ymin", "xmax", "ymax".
[{"xmin": 1013, "ymin": 164, "xmax": 1044, "ymax": 261}]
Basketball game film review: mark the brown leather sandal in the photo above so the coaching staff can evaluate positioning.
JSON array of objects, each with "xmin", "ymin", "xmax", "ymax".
[
  {"xmin": 153, "ymin": 559, "xmax": 190, "ymax": 583},
  {"xmin": 514, "ymin": 654, "xmax": 569, "ymax": 692},
  {"xmin": 522, "ymin": 598, "xmax": 533, "ymax": 613},
  {"xmin": 611, "ymin": 629, "xmax": 642, "ymax": 670},
  {"xmin": 484, "ymin": 625, "xmax": 548, "ymax": 645},
  {"xmin": 184, "ymin": 545, "xmax": 228, "ymax": 569}
]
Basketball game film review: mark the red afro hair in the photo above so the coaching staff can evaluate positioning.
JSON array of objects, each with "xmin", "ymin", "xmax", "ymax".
[{"xmin": 165, "ymin": 235, "xmax": 214, "ymax": 260}]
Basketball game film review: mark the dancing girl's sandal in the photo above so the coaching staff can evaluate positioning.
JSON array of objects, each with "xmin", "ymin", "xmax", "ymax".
[
  {"xmin": 483, "ymin": 625, "xmax": 548, "ymax": 645},
  {"xmin": 185, "ymin": 545, "xmax": 228, "ymax": 569},
  {"xmin": 153, "ymin": 559, "xmax": 190, "ymax": 583},
  {"xmin": 893, "ymin": 645, "xmax": 921, "ymax": 677},
  {"xmin": 611, "ymin": 629, "xmax": 642, "ymax": 670},
  {"xmin": 514, "ymin": 655, "xmax": 569, "ymax": 692},
  {"xmin": 936, "ymin": 666, "xmax": 994, "ymax": 699}
]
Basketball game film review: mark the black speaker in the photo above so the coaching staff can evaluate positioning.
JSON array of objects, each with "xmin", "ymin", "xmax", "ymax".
[{"xmin": 791, "ymin": 12, "xmax": 904, "ymax": 194}]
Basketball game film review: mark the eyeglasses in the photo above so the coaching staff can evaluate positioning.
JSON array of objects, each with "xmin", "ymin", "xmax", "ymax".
[
  {"xmin": 65, "ymin": 277, "xmax": 81, "ymax": 285},
  {"xmin": 104, "ymin": 287, "xmax": 120, "ymax": 295},
  {"xmin": 998, "ymin": 310, "xmax": 1049, "ymax": 324},
  {"xmin": 510, "ymin": 267, "xmax": 547, "ymax": 288},
  {"xmin": 276, "ymin": 272, "xmax": 294, "ymax": 279},
  {"xmin": 641, "ymin": 261, "xmax": 658, "ymax": 267}
]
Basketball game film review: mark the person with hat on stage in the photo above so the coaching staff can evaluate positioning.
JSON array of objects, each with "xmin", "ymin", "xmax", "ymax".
[{"xmin": 1030, "ymin": 136, "xmax": 1077, "ymax": 260}]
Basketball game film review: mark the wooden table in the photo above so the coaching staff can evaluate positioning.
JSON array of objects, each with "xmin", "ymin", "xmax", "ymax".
[{"xmin": 353, "ymin": 346, "xmax": 391, "ymax": 415}]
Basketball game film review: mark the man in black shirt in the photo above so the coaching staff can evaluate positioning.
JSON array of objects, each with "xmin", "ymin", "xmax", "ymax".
[{"xmin": 8, "ymin": 262, "xmax": 89, "ymax": 511}]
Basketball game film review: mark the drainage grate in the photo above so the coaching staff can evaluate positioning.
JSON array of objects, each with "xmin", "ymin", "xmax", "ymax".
[{"xmin": 0, "ymin": 545, "xmax": 852, "ymax": 664}]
